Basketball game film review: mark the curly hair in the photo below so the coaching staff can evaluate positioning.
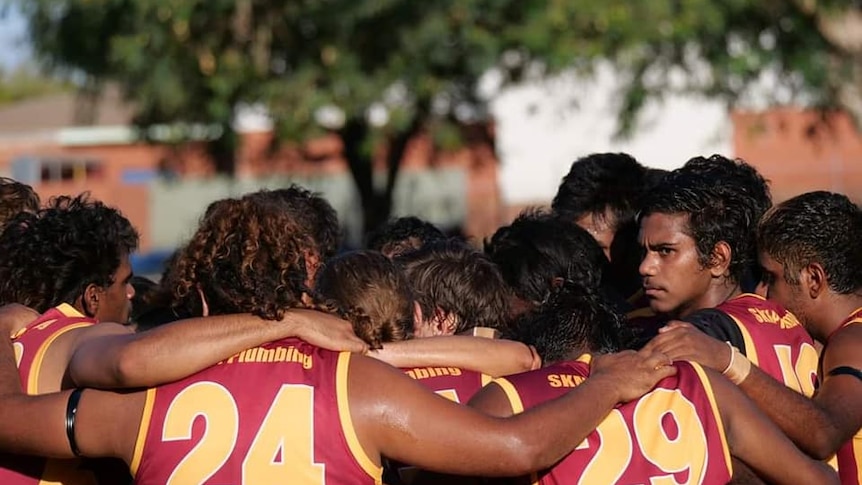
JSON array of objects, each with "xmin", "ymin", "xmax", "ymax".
[
  {"xmin": 0, "ymin": 177, "xmax": 40, "ymax": 229},
  {"xmin": 314, "ymin": 250, "xmax": 413, "ymax": 348},
  {"xmin": 159, "ymin": 194, "xmax": 316, "ymax": 320},
  {"xmin": 640, "ymin": 168, "xmax": 756, "ymax": 285},
  {"xmin": 551, "ymin": 152, "xmax": 648, "ymax": 230},
  {"xmin": 396, "ymin": 240, "xmax": 512, "ymax": 334},
  {"xmin": 251, "ymin": 185, "xmax": 341, "ymax": 261},
  {"xmin": 758, "ymin": 191, "xmax": 862, "ymax": 294},
  {"xmin": 0, "ymin": 194, "xmax": 138, "ymax": 312},
  {"xmin": 484, "ymin": 208, "xmax": 608, "ymax": 306},
  {"xmin": 366, "ymin": 216, "xmax": 447, "ymax": 258},
  {"xmin": 513, "ymin": 280, "xmax": 625, "ymax": 364}
]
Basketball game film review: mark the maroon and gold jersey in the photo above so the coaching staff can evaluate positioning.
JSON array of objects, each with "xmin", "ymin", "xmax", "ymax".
[
  {"xmin": 402, "ymin": 366, "xmax": 492, "ymax": 403},
  {"xmin": 716, "ymin": 293, "xmax": 818, "ymax": 396},
  {"xmin": 131, "ymin": 337, "xmax": 381, "ymax": 485},
  {"xmin": 831, "ymin": 308, "xmax": 862, "ymax": 485},
  {"xmin": 495, "ymin": 356, "xmax": 732, "ymax": 485},
  {"xmin": 0, "ymin": 304, "xmax": 100, "ymax": 485}
]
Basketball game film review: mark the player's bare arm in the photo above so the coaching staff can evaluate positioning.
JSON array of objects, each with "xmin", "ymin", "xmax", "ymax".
[
  {"xmin": 369, "ymin": 336, "xmax": 539, "ymax": 377},
  {"xmin": 0, "ymin": 304, "xmax": 39, "ymax": 337},
  {"xmin": 707, "ymin": 367, "xmax": 839, "ymax": 484},
  {"xmin": 69, "ymin": 309, "xmax": 367, "ymax": 389},
  {"xmin": 646, "ymin": 321, "xmax": 853, "ymax": 459},
  {"xmin": 353, "ymin": 349, "xmax": 675, "ymax": 477}
]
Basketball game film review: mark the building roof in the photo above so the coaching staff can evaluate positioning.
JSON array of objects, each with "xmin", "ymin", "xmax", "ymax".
[{"xmin": 0, "ymin": 84, "xmax": 135, "ymax": 134}]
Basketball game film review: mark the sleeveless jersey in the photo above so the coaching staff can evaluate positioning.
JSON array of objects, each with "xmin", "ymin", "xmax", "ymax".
[
  {"xmin": 496, "ymin": 356, "xmax": 732, "ymax": 485},
  {"xmin": 402, "ymin": 366, "xmax": 492, "ymax": 403},
  {"xmin": 717, "ymin": 293, "xmax": 818, "ymax": 396},
  {"xmin": 0, "ymin": 304, "xmax": 100, "ymax": 485},
  {"xmin": 132, "ymin": 337, "xmax": 381, "ymax": 485},
  {"xmin": 829, "ymin": 308, "xmax": 862, "ymax": 485},
  {"xmin": 384, "ymin": 367, "xmax": 494, "ymax": 485}
]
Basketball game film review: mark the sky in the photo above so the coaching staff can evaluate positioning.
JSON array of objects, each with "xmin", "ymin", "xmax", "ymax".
[{"xmin": 0, "ymin": 4, "xmax": 32, "ymax": 70}]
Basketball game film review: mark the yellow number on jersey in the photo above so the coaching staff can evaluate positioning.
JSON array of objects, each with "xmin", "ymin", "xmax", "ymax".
[
  {"xmin": 162, "ymin": 382, "xmax": 325, "ymax": 485},
  {"xmin": 242, "ymin": 384, "xmax": 325, "ymax": 484},
  {"xmin": 575, "ymin": 389, "xmax": 708, "ymax": 485},
  {"xmin": 775, "ymin": 343, "xmax": 818, "ymax": 397},
  {"xmin": 435, "ymin": 389, "xmax": 461, "ymax": 403},
  {"xmin": 634, "ymin": 389, "xmax": 707, "ymax": 485},
  {"xmin": 163, "ymin": 382, "xmax": 238, "ymax": 485},
  {"xmin": 577, "ymin": 410, "xmax": 632, "ymax": 485},
  {"xmin": 13, "ymin": 342, "xmax": 23, "ymax": 368}
]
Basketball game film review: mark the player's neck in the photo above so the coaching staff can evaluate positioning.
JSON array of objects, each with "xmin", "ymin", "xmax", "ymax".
[
  {"xmin": 676, "ymin": 280, "xmax": 741, "ymax": 319},
  {"xmin": 816, "ymin": 292, "xmax": 862, "ymax": 342}
]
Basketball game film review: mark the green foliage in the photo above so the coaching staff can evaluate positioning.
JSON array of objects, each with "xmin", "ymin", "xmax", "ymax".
[{"xmin": 15, "ymin": 0, "xmax": 862, "ymax": 229}]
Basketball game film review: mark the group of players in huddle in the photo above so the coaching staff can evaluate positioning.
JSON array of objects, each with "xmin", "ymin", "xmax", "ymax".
[{"xmin": 0, "ymin": 152, "xmax": 858, "ymax": 484}]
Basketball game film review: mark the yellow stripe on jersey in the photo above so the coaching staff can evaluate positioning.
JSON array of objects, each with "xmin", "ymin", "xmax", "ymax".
[
  {"xmin": 690, "ymin": 362, "xmax": 733, "ymax": 478},
  {"xmin": 492, "ymin": 377, "xmax": 524, "ymax": 414},
  {"xmin": 55, "ymin": 303, "xmax": 85, "ymax": 318},
  {"xmin": 337, "ymin": 352, "xmax": 383, "ymax": 483},
  {"xmin": 27, "ymin": 322, "xmax": 93, "ymax": 394},
  {"xmin": 739, "ymin": 293, "xmax": 766, "ymax": 301},
  {"xmin": 129, "ymin": 388, "xmax": 156, "ymax": 478},
  {"xmin": 727, "ymin": 315, "xmax": 760, "ymax": 366},
  {"xmin": 480, "ymin": 373, "xmax": 493, "ymax": 387}
]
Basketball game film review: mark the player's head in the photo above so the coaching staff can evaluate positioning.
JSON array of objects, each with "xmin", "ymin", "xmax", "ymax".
[
  {"xmin": 638, "ymin": 169, "xmax": 753, "ymax": 318},
  {"xmin": 551, "ymin": 152, "xmax": 647, "ymax": 260},
  {"xmin": 681, "ymin": 154, "xmax": 772, "ymax": 289},
  {"xmin": 484, "ymin": 208, "xmax": 608, "ymax": 313},
  {"xmin": 160, "ymin": 194, "xmax": 314, "ymax": 320},
  {"xmin": 757, "ymin": 191, "xmax": 862, "ymax": 338},
  {"xmin": 366, "ymin": 216, "xmax": 446, "ymax": 258},
  {"xmin": 396, "ymin": 240, "xmax": 512, "ymax": 336},
  {"xmin": 0, "ymin": 194, "xmax": 138, "ymax": 323},
  {"xmin": 315, "ymin": 250, "xmax": 413, "ymax": 348},
  {"xmin": 514, "ymin": 281, "xmax": 625, "ymax": 364},
  {"xmin": 249, "ymin": 186, "xmax": 341, "ymax": 277},
  {"xmin": 0, "ymin": 177, "xmax": 40, "ymax": 229}
]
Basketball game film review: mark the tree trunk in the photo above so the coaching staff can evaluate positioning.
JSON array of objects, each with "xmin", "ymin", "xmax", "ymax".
[{"xmin": 340, "ymin": 112, "xmax": 425, "ymax": 239}]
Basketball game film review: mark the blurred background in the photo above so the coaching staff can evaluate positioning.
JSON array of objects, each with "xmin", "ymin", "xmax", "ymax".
[{"xmin": 1, "ymin": 1, "xmax": 861, "ymax": 276}]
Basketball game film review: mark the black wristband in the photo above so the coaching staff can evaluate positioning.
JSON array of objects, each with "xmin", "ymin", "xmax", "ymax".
[
  {"xmin": 65, "ymin": 388, "xmax": 84, "ymax": 457},
  {"xmin": 828, "ymin": 366, "xmax": 862, "ymax": 383}
]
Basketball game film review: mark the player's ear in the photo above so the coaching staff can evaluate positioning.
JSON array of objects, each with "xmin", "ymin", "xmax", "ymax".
[
  {"xmin": 801, "ymin": 262, "xmax": 827, "ymax": 299},
  {"xmin": 707, "ymin": 241, "xmax": 732, "ymax": 277},
  {"xmin": 81, "ymin": 283, "xmax": 101, "ymax": 318}
]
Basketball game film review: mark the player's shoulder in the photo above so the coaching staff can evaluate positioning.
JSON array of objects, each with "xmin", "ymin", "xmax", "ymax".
[{"xmin": 824, "ymin": 323, "xmax": 862, "ymax": 369}]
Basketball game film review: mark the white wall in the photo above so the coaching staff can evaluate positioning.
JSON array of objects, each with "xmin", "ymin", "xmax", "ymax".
[{"xmin": 491, "ymin": 64, "xmax": 733, "ymax": 206}]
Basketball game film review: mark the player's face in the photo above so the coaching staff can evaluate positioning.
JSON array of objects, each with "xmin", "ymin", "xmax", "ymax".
[
  {"xmin": 576, "ymin": 211, "xmax": 615, "ymax": 261},
  {"xmin": 638, "ymin": 213, "xmax": 713, "ymax": 318},
  {"xmin": 96, "ymin": 253, "xmax": 135, "ymax": 324},
  {"xmin": 759, "ymin": 252, "xmax": 813, "ymax": 332}
]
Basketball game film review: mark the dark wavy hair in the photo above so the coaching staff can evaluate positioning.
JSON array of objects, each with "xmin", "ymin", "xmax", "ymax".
[
  {"xmin": 552, "ymin": 152, "xmax": 648, "ymax": 230},
  {"xmin": 0, "ymin": 177, "xmax": 40, "ymax": 229},
  {"xmin": 514, "ymin": 281, "xmax": 625, "ymax": 364},
  {"xmin": 158, "ymin": 194, "xmax": 316, "ymax": 320},
  {"xmin": 249, "ymin": 185, "xmax": 341, "ymax": 261},
  {"xmin": 758, "ymin": 191, "xmax": 862, "ymax": 294},
  {"xmin": 0, "ymin": 194, "xmax": 138, "ymax": 312},
  {"xmin": 640, "ymin": 168, "xmax": 755, "ymax": 285},
  {"xmin": 366, "ymin": 216, "xmax": 446, "ymax": 258},
  {"xmin": 396, "ymin": 240, "xmax": 512, "ymax": 334},
  {"xmin": 484, "ymin": 208, "xmax": 608, "ymax": 306},
  {"xmin": 314, "ymin": 250, "xmax": 413, "ymax": 348},
  {"xmin": 681, "ymin": 155, "xmax": 771, "ymax": 287}
]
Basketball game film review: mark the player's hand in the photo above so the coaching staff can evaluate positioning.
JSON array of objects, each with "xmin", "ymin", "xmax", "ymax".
[
  {"xmin": 528, "ymin": 345, "xmax": 542, "ymax": 370},
  {"xmin": 590, "ymin": 348, "xmax": 676, "ymax": 403},
  {"xmin": 281, "ymin": 309, "xmax": 369, "ymax": 354},
  {"xmin": 0, "ymin": 304, "xmax": 38, "ymax": 338},
  {"xmin": 644, "ymin": 320, "xmax": 731, "ymax": 371}
]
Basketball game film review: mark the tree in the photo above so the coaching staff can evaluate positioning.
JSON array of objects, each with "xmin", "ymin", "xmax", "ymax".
[{"xmin": 16, "ymin": 0, "xmax": 862, "ymax": 233}]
